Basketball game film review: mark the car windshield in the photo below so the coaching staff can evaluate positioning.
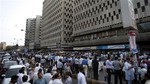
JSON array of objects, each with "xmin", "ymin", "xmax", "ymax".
[
  {"xmin": 3, "ymin": 56, "xmax": 11, "ymax": 59},
  {"xmin": 2, "ymin": 59, "xmax": 9, "ymax": 63},
  {"xmin": 5, "ymin": 68, "xmax": 21, "ymax": 78},
  {"xmin": 3, "ymin": 62, "xmax": 18, "ymax": 68}
]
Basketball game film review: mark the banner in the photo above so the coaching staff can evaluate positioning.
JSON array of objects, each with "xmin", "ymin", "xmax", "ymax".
[{"xmin": 129, "ymin": 31, "xmax": 138, "ymax": 53}]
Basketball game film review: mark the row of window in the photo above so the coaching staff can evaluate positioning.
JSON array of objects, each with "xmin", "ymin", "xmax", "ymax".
[
  {"xmin": 75, "ymin": 29, "xmax": 125, "ymax": 42},
  {"xmin": 43, "ymin": 0, "xmax": 61, "ymax": 15},
  {"xmin": 74, "ymin": 0, "xmax": 119, "ymax": 14},
  {"xmin": 43, "ymin": 1, "xmax": 62, "ymax": 19},
  {"xmin": 74, "ymin": 14, "xmax": 120, "ymax": 31},
  {"xmin": 74, "ymin": 8, "xmax": 121, "ymax": 23},
  {"xmin": 41, "ymin": 19, "xmax": 62, "ymax": 36}
]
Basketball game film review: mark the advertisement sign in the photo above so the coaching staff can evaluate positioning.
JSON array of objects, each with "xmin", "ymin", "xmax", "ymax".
[
  {"xmin": 120, "ymin": 0, "xmax": 137, "ymax": 29},
  {"xmin": 73, "ymin": 46, "xmax": 96, "ymax": 50},
  {"xmin": 108, "ymin": 45, "xmax": 125, "ymax": 49},
  {"xmin": 97, "ymin": 44, "xmax": 129, "ymax": 50}
]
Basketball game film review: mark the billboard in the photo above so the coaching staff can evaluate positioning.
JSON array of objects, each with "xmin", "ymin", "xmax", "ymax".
[{"xmin": 120, "ymin": 0, "xmax": 137, "ymax": 30}]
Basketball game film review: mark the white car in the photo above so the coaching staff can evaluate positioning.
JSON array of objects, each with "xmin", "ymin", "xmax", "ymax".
[{"xmin": 2, "ymin": 65, "xmax": 27, "ymax": 84}]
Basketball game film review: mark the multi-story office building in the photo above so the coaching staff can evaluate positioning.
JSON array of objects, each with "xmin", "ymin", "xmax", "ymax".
[
  {"xmin": 25, "ymin": 15, "xmax": 42, "ymax": 50},
  {"xmin": 72, "ymin": 0, "xmax": 150, "ymax": 53},
  {"xmin": 25, "ymin": 18, "xmax": 31, "ymax": 48},
  {"xmin": 0, "ymin": 42, "xmax": 6, "ymax": 51},
  {"xmin": 41, "ymin": 0, "xmax": 73, "ymax": 49}
]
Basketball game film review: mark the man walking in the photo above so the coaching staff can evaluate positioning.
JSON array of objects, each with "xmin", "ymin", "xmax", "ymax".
[
  {"xmin": 106, "ymin": 56, "xmax": 113, "ymax": 84},
  {"xmin": 92, "ymin": 56, "xmax": 99, "ymax": 80},
  {"xmin": 112, "ymin": 57, "xmax": 122, "ymax": 84},
  {"xmin": 34, "ymin": 69, "xmax": 47, "ymax": 84}
]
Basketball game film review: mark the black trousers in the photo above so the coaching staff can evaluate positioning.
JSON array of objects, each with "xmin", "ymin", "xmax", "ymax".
[
  {"xmin": 114, "ymin": 70, "xmax": 122, "ymax": 84},
  {"xmin": 93, "ymin": 69, "xmax": 98, "ymax": 80},
  {"xmin": 75, "ymin": 64, "xmax": 79, "ymax": 73},
  {"xmin": 107, "ymin": 68, "xmax": 112, "ymax": 84}
]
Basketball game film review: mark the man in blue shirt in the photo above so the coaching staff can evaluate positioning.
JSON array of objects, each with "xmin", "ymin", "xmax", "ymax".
[
  {"xmin": 82, "ymin": 57, "xmax": 88, "ymax": 77},
  {"xmin": 34, "ymin": 69, "xmax": 47, "ymax": 84}
]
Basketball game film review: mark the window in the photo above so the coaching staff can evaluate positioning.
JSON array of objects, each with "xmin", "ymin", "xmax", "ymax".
[
  {"xmin": 103, "ymin": 3, "xmax": 105, "ymax": 7},
  {"xmin": 144, "ymin": 0, "xmax": 148, "ymax": 5},
  {"xmin": 99, "ymin": 20, "xmax": 101, "ymax": 24},
  {"xmin": 113, "ymin": 11, "xmax": 116, "ymax": 15},
  {"xmin": 110, "ymin": 4, "xmax": 112, "ymax": 8},
  {"xmin": 106, "ymin": 6, "xmax": 108, "ymax": 10},
  {"xmin": 107, "ymin": 1, "xmax": 110, "ymax": 5},
  {"xmin": 115, "ymin": 2, "xmax": 117, "ymax": 6},
  {"xmin": 103, "ymin": 19, "xmax": 104, "ymax": 23},
  {"xmin": 107, "ymin": 18, "xmax": 109, "ymax": 22},
  {"xmin": 111, "ymin": 16, "xmax": 114, "ymax": 21},
  {"xmin": 116, "ymin": 14, "xmax": 119, "ymax": 19},
  {"xmin": 134, "ymin": 9, "xmax": 138, "ymax": 14},
  {"xmin": 137, "ymin": 2, "xmax": 140, "ymax": 8},
  {"xmin": 104, "ymin": 14, "xmax": 106, "ymax": 18},
  {"xmin": 101, "ymin": 7, "xmax": 103, "ymax": 11},
  {"xmin": 100, "ymin": 16, "xmax": 102, "ymax": 19},
  {"xmin": 139, "ymin": 22, "xmax": 150, "ymax": 30},
  {"xmin": 112, "ymin": 0, "xmax": 114, "ymax": 3},
  {"xmin": 109, "ymin": 13, "xmax": 111, "ymax": 17},
  {"xmin": 142, "ymin": 6, "xmax": 145, "ymax": 12},
  {"xmin": 118, "ymin": 9, "xmax": 121, "ymax": 14}
]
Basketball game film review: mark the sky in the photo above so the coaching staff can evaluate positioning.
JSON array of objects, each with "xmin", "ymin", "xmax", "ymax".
[{"xmin": 0, "ymin": 0, "xmax": 44, "ymax": 46}]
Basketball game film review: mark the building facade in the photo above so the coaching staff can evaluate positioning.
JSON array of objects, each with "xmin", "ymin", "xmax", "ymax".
[
  {"xmin": 0, "ymin": 42, "xmax": 6, "ymax": 51},
  {"xmin": 72, "ymin": 0, "xmax": 150, "ymax": 53},
  {"xmin": 41, "ymin": 0, "xmax": 74, "ymax": 49},
  {"xmin": 25, "ymin": 15, "xmax": 42, "ymax": 50}
]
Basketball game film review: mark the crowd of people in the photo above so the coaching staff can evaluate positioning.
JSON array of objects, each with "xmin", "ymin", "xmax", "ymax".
[{"xmin": 8, "ymin": 52, "xmax": 150, "ymax": 84}]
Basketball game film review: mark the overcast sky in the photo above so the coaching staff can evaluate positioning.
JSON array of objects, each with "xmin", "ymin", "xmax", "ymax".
[{"xmin": 0, "ymin": 0, "xmax": 44, "ymax": 46}]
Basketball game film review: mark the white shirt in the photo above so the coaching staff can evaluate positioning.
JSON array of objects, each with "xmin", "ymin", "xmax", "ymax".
[
  {"xmin": 34, "ymin": 67, "xmax": 40, "ymax": 73},
  {"xmin": 25, "ymin": 63, "xmax": 30, "ymax": 69},
  {"xmin": 77, "ymin": 72, "xmax": 87, "ymax": 84},
  {"xmin": 139, "ymin": 68, "xmax": 147, "ymax": 79},
  {"xmin": 29, "ymin": 70, "xmax": 34, "ymax": 79},
  {"xmin": 145, "ymin": 80, "xmax": 150, "ymax": 84},
  {"xmin": 75, "ymin": 58, "xmax": 80, "ymax": 64},
  {"xmin": 19, "ymin": 60, "xmax": 23, "ymax": 65},
  {"xmin": 17, "ymin": 73, "xmax": 24, "ymax": 84},
  {"xmin": 88, "ymin": 59, "xmax": 92, "ymax": 67},
  {"xmin": 106, "ymin": 60, "xmax": 113, "ymax": 69},
  {"xmin": 22, "ymin": 82, "xmax": 31, "ymax": 84},
  {"xmin": 65, "ymin": 76, "xmax": 72, "ymax": 84},
  {"xmin": 52, "ymin": 79, "xmax": 63, "ymax": 84},
  {"xmin": 79, "ymin": 58, "xmax": 83, "ymax": 64},
  {"xmin": 43, "ymin": 73, "xmax": 52, "ymax": 83},
  {"xmin": 52, "ymin": 65, "xmax": 57, "ymax": 75},
  {"xmin": 124, "ymin": 61, "xmax": 133, "ymax": 73},
  {"xmin": 98, "ymin": 61, "xmax": 103, "ymax": 71}
]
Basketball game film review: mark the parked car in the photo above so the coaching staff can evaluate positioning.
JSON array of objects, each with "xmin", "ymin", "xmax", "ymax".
[
  {"xmin": 2, "ymin": 65, "xmax": 27, "ymax": 84},
  {"xmin": 1, "ymin": 59, "xmax": 9, "ymax": 64},
  {"xmin": 1, "ymin": 61, "xmax": 18, "ymax": 75}
]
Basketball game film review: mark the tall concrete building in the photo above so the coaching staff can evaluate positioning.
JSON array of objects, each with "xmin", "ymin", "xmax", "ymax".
[
  {"xmin": 72, "ymin": 0, "xmax": 150, "ymax": 53},
  {"xmin": 0, "ymin": 42, "xmax": 6, "ymax": 51},
  {"xmin": 41, "ymin": 0, "xmax": 73, "ymax": 49},
  {"xmin": 25, "ymin": 15, "xmax": 42, "ymax": 50}
]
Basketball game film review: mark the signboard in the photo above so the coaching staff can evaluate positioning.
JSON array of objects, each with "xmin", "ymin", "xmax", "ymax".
[
  {"xmin": 108, "ymin": 45, "xmax": 125, "ymax": 49},
  {"xmin": 97, "ymin": 44, "xmax": 129, "ymax": 50},
  {"xmin": 73, "ymin": 46, "xmax": 96, "ymax": 50},
  {"xmin": 120, "ymin": 0, "xmax": 137, "ymax": 29}
]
